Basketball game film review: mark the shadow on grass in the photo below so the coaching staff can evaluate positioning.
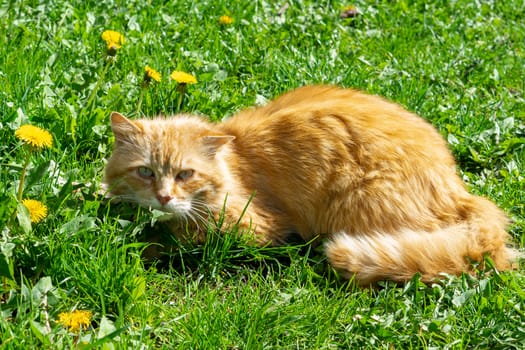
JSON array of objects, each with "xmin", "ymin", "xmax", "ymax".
[
  {"xmin": 98, "ymin": 200, "xmax": 346, "ymax": 287},
  {"xmin": 139, "ymin": 221, "xmax": 330, "ymax": 280}
]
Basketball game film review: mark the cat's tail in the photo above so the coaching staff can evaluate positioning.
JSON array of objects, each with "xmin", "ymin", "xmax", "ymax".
[{"xmin": 325, "ymin": 196, "xmax": 521, "ymax": 285}]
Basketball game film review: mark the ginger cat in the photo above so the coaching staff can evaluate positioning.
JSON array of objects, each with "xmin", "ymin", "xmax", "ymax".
[{"xmin": 104, "ymin": 85, "xmax": 519, "ymax": 285}]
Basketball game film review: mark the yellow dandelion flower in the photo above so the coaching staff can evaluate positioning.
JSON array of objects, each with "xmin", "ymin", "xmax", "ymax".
[
  {"xmin": 101, "ymin": 30, "xmax": 125, "ymax": 49},
  {"xmin": 15, "ymin": 125, "xmax": 53, "ymax": 149},
  {"xmin": 219, "ymin": 15, "xmax": 234, "ymax": 25},
  {"xmin": 340, "ymin": 5, "xmax": 359, "ymax": 19},
  {"xmin": 22, "ymin": 199, "xmax": 48, "ymax": 223},
  {"xmin": 57, "ymin": 310, "xmax": 92, "ymax": 332},
  {"xmin": 144, "ymin": 66, "xmax": 162, "ymax": 83},
  {"xmin": 170, "ymin": 71, "xmax": 197, "ymax": 84}
]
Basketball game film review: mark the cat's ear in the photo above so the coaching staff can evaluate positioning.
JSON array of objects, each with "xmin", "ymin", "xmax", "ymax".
[
  {"xmin": 202, "ymin": 135, "xmax": 235, "ymax": 157},
  {"xmin": 110, "ymin": 112, "xmax": 143, "ymax": 140}
]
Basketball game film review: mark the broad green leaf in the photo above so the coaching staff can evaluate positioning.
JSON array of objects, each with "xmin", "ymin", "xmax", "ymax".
[{"xmin": 16, "ymin": 202, "xmax": 32, "ymax": 234}]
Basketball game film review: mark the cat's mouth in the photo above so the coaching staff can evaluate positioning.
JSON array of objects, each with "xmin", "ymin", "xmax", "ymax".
[
  {"xmin": 148, "ymin": 198, "xmax": 211, "ymax": 229},
  {"xmin": 135, "ymin": 193, "xmax": 211, "ymax": 226},
  {"xmin": 162, "ymin": 199, "xmax": 192, "ymax": 214}
]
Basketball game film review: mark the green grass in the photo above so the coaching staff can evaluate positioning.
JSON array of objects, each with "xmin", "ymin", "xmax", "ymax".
[{"xmin": 1, "ymin": 0, "xmax": 524, "ymax": 348}]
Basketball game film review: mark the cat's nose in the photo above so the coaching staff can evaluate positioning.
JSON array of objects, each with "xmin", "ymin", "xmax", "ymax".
[{"xmin": 156, "ymin": 194, "xmax": 172, "ymax": 206}]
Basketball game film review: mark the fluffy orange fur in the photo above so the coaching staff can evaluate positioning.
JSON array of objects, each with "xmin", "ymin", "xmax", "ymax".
[{"xmin": 104, "ymin": 85, "xmax": 519, "ymax": 285}]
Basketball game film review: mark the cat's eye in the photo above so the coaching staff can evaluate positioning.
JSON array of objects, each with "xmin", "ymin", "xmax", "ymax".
[
  {"xmin": 137, "ymin": 166, "xmax": 155, "ymax": 179},
  {"xmin": 176, "ymin": 169, "xmax": 194, "ymax": 181}
]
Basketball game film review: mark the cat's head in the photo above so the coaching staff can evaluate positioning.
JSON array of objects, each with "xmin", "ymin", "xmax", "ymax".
[{"xmin": 103, "ymin": 112, "xmax": 234, "ymax": 221}]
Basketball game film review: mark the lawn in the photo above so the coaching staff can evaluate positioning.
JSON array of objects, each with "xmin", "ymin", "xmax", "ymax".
[{"xmin": 1, "ymin": 0, "xmax": 524, "ymax": 348}]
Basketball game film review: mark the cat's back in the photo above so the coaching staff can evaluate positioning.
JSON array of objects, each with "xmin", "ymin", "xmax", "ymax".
[{"xmin": 221, "ymin": 85, "xmax": 452, "ymax": 166}]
